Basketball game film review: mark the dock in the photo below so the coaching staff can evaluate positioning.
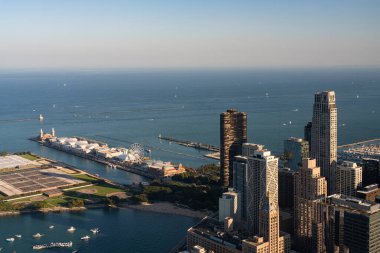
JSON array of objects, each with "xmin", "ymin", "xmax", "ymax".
[{"xmin": 158, "ymin": 134, "xmax": 220, "ymax": 152}]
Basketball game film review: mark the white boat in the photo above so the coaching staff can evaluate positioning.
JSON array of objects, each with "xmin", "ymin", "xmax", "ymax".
[
  {"xmin": 49, "ymin": 225, "xmax": 55, "ymax": 229},
  {"xmin": 39, "ymin": 114, "xmax": 44, "ymax": 121},
  {"xmin": 15, "ymin": 234, "xmax": 22, "ymax": 238},
  {"xmin": 6, "ymin": 238, "xmax": 14, "ymax": 242},
  {"xmin": 90, "ymin": 228, "xmax": 100, "ymax": 234},
  {"xmin": 67, "ymin": 226, "xmax": 76, "ymax": 232},
  {"xmin": 33, "ymin": 233, "xmax": 44, "ymax": 238},
  {"xmin": 80, "ymin": 235, "xmax": 90, "ymax": 240}
]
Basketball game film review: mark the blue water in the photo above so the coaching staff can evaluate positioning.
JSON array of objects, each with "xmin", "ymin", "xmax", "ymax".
[
  {"xmin": 0, "ymin": 69, "xmax": 379, "ymax": 252},
  {"xmin": 0, "ymin": 208, "xmax": 197, "ymax": 253}
]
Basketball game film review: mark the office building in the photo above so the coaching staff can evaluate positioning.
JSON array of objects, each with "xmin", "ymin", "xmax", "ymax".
[
  {"xmin": 304, "ymin": 122, "xmax": 312, "ymax": 152},
  {"xmin": 219, "ymin": 189, "xmax": 240, "ymax": 223},
  {"xmin": 294, "ymin": 159, "xmax": 327, "ymax": 253},
  {"xmin": 220, "ymin": 109, "xmax": 247, "ymax": 187},
  {"xmin": 362, "ymin": 158, "xmax": 380, "ymax": 187},
  {"xmin": 311, "ymin": 91, "xmax": 337, "ymax": 194},
  {"xmin": 336, "ymin": 161, "xmax": 362, "ymax": 197},
  {"xmin": 284, "ymin": 137, "xmax": 309, "ymax": 171}
]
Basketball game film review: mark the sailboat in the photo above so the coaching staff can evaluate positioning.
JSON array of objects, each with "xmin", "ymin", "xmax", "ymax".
[{"xmin": 39, "ymin": 114, "xmax": 44, "ymax": 121}]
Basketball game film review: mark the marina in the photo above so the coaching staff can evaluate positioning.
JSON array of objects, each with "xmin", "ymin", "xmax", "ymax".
[{"xmin": 158, "ymin": 134, "xmax": 220, "ymax": 152}]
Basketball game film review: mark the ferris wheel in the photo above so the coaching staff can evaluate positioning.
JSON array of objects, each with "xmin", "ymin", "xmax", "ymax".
[{"xmin": 129, "ymin": 143, "xmax": 145, "ymax": 163}]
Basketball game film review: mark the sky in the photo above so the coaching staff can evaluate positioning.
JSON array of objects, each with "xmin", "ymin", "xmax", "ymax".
[{"xmin": 0, "ymin": 0, "xmax": 379, "ymax": 70}]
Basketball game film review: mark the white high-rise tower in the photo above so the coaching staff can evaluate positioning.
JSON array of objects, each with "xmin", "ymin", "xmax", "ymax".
[{"xmin": 311, "ymin": 91, "xmax": 337, "ymax": 194}]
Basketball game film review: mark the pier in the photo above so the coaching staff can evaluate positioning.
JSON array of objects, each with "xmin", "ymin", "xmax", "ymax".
[
  {"xmin": 337, "ymin": 138, "xmax": 380, "ymax": 149},
  {"xmin": 158, "ymin": 134, "xmax": 220, "ymax": 152}
]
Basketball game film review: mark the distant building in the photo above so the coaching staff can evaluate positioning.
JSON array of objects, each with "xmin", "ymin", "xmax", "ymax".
[
  {"xmin": 220, "ymin": 109, "xmax": 247, "ymax": 187},
  {"xmin": 284, "ymin": 137, "xmax": 309, "ymax": 171},
  {"xmin": 304, "ymin": 122, "xmax": 312, "ymax": 152},
  {"xmin": 294, "ymin": 159, "xmax": 327, "ymax": 253},
  {"xmin": 362, "ymin": 158, "xmax": 380, "ymax": 187},
  {"xmin": 233, "ymin": 156, "xmax": 248, "ymax": 222},
  {"xmin": 336, "ymin": 161, "xmax": 362, "ymax": 197},
  {"xmin": 317, "ymin": 194, "xmax": 380, "ymax": 253},
  {"xmin": 219, "ymin": 189, "xmax": 240, "ymax": 223},
  {"xmin": 356, "ymin": 184, "xmax": 380, "ymax": 202},
  {"xmin": 311, "ymin": 91, "xmax": 337, "ymax": 194}
]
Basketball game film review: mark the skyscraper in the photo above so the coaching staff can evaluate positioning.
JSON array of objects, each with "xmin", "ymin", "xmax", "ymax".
[
  {"xmin": 220, "ymin": 109, "xmax": 247, "ymax": 187},
  {"xmin": 294, "ymin": 158, "xmax": 327, "ymax": 253},
  {"xmin": 311, "ymin": 91, "xmax": 337, "ymax": 194},
  {"xmin": 284, "ymin": 137, "xmax": 309, "ymax": 171},
  {"xmin": 336, "ymin": 161, "xmax": 362, "ymax": 197},
  {"xmin": 241, "ymin": 144, "xmax": 290, "ymax": 253}
]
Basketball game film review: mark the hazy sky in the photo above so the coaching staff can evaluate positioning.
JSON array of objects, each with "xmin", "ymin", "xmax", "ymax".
[{"xmin": 0, "ymin": 0, "xmax": 379, "ymax": 69}]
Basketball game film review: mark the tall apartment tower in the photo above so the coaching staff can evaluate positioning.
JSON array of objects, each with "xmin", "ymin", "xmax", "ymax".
[
  {"xmin": 336, "ymin": 161, "xmax": 362, "ymax": 197},
  {"xmin": 220, "ymin": 108, "xmax": 247, "ymax": 187},
  {"xmin": 294, "ymin": 158, "xmax": 327, "ymax": 253},
  {"xmin": 311, "ymin": 91, "xmax": 337, "ymax": 194},
  {"xmin": 242, "ymin": 145, "xmax": 290, "ymax": 253}
]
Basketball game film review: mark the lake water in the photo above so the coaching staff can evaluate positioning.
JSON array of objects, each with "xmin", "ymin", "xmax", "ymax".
[{"xmin": 0, "ymin": 68, "xmax": 379, "ymax": 252}]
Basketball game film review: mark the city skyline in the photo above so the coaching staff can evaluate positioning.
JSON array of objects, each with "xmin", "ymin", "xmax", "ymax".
[{"xmin": 0, "ymin": 1, "xmax": 379, "ymax": 70}]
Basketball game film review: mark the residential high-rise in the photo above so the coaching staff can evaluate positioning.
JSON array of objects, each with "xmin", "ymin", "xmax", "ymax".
[
  {"xmin": 336, "ymin": 161, "xmax": 362, "ymax": 197},
  {"xmin": 311, "ymin": 91, "xmax": 337, "ymax": 194},
  {"xmin": 304, "ymin": 121, "xmax": 312, "ymax": 152},
  {"xmin": 284, "ymin": 137, "xmax": 309, "ymax": 171},
  {"xmin": 294, "ymin": 158, "xmax": 327, "ymax": 253},
  {"xmin": 362, "ymin": 158, "xmax": 380, "ymax": 187},
  {"xmin": 220, "ymin": 109, "xmax": 247, "ymax": 187}
]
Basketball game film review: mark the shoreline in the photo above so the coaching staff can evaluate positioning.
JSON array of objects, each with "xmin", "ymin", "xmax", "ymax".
[
  {"xmin": 122, "ymin": 202, "xmax": 210, "ymax": 219},
  {"xmin": 0, "ymin": 202, "xmax": 210, "ymax": 219}
]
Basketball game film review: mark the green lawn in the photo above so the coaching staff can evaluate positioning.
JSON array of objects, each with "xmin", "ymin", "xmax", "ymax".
[
  {"xmin": 71, "ymin": 173, "xmax": 100, "ymax": 183},
  {"xmin": 19, "ymin": 153, "xmax": 39, "ymax": 161}
]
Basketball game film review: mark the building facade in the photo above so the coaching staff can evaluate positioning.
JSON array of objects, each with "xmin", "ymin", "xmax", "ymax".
[
  {"xmin": 336, "ymin": 161, "xmax": 362, "ymax": 197},
  {"xmin": 311, "ymin": 91, "xmax": 337, "ymax": 194},
  {"xmin": 304, "ymin": 122, "xmax": 312, "ymax": 153},
  {"xmin": 317, "ymin": 195, "xmax": 380, "ymax": 253},
  {"xmin": 284, "ymin": 137, "xmax": 309, "ymax": 171},
  {"xmin": 233, "ymin": 156, "xmax": 249, "ymax": 222},
  {"xmin": 220, "ymin": 109, "xmax": 247, "ymax": 187},
  {"xmin": 219, "ymin": 189, "xmax": 240, "ymax": 223},
  {"xmin": 294, "ymin": 159, "xmax": 327, "ymax": 253}
]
